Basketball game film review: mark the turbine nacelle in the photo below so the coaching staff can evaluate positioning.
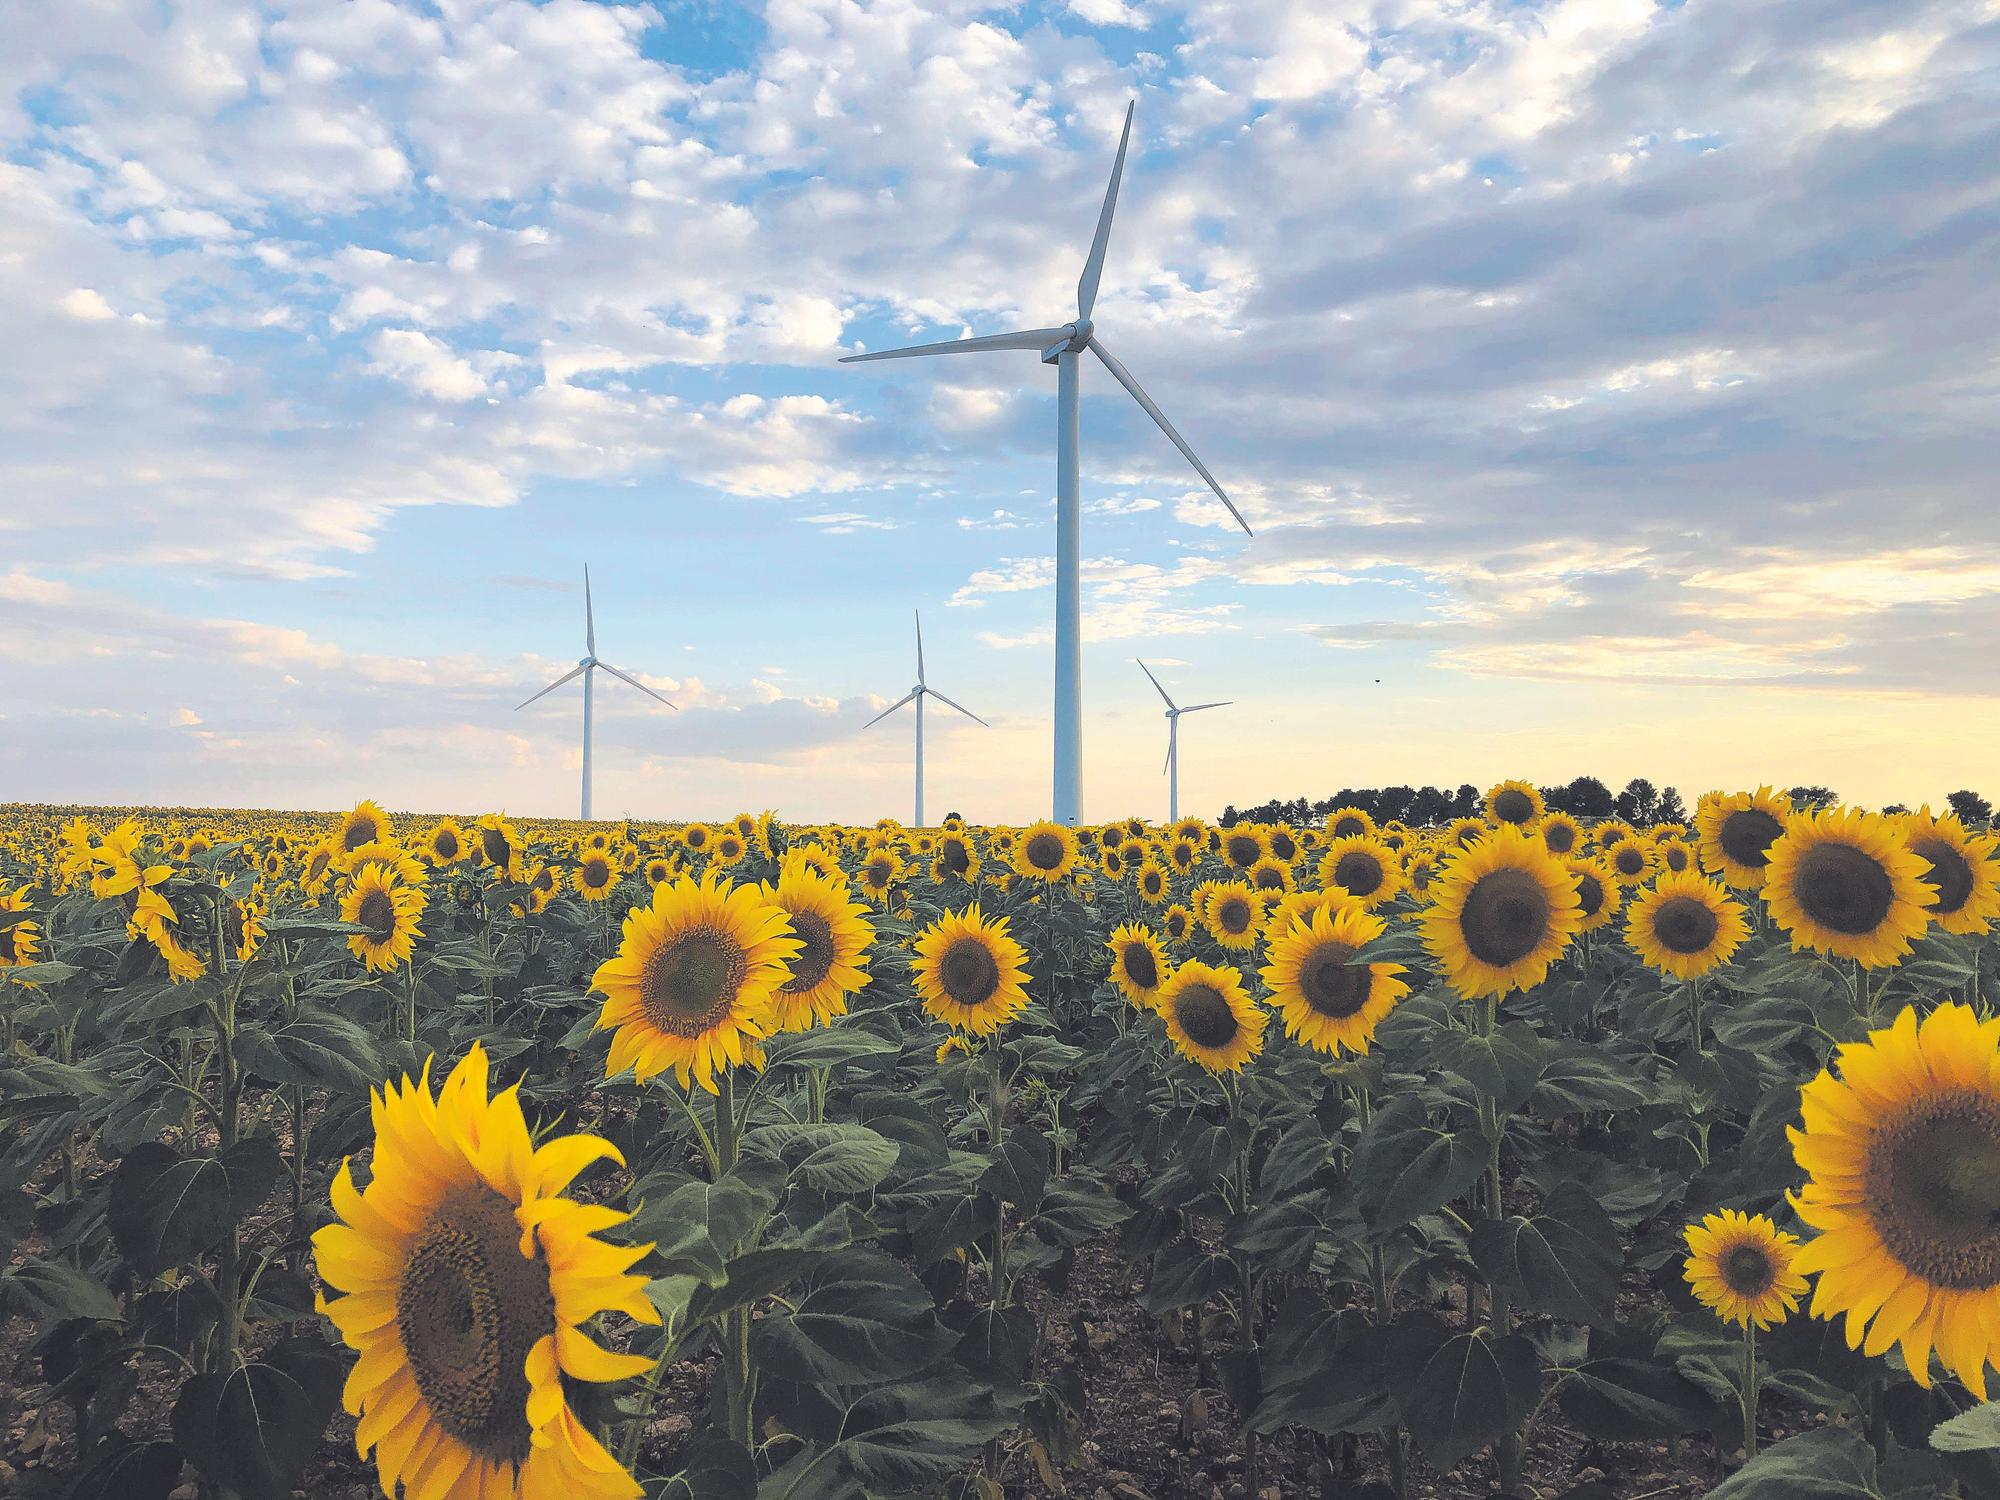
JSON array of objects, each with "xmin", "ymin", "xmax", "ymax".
[{"xmin": 1040, "ymin": 320, "xmax": 1093, "ymax": 365}]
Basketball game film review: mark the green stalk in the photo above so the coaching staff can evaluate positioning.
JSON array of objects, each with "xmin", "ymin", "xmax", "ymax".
[
  {"xmin": 1477, "ymin": 993, "xmax": 1523, "ymax": 1493},
  {"xmin": 1740, "ymin": 1320, "xmax": 1759, "ymax": 1462},
  {"xmin": 1358, "ymin": 1089, "xmax": 1410, "ymax": 1499},
  {"xmin": 987, "ymin": 1038, "xmax": 1009, "ymax": 1311}
]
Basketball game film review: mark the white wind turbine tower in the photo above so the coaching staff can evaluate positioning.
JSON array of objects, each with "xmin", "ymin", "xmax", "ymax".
[
  {"xmin": 516, "ymin": 567, "xmax": 676, "ymax": 821},
  {"xmin": 841, "ymin": 100, "xmax": 1249, "ymax": 827},
  {"xmin": 864, "ymin": 610, "xmax": 987, "ymax": 828},
  {"xmin": 1138, "ymin": 660, "xmax": 1229, "ymax": 823}
]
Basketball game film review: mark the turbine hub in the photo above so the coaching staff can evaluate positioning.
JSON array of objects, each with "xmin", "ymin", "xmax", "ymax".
[{"xmin": 1070, "ymin": 318, "xmax": 1094, "ymax": 346}]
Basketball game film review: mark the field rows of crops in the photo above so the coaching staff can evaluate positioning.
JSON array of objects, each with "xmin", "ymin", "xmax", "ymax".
[{"xmin": 3, "ymin": 788, "xmax": 2000, "ymax": 1500}]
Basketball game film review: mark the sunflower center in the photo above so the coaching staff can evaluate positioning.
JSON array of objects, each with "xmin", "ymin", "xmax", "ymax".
[
  {"xmin": 1720, "ymin": 808, "xmax": 1783, "ymax": 869},
  {"xmin": 941, "ymin": 841, "xmax": 970, "ymax": 875},
  {"xmin": 436, "ymin": 831, "xmax": 460, "ymax": 859},
  {"xmin": 1909, "ymin": 837, "xmax": 1973, "ymax": 916},
  {"xmin": 1544, "ymin": 823, "xmax": 1577, "ymax": 854},
  {"xmin": 1253, "ymin": 866, "xmax": 1285, "ymax": 891},
  {"xmin": 939, "ymin": 938, "xmax": 1001, "ymax": 1007},
  {"xmin": 1332, "ymin": 816, "xmax": 1366, "ymax": 839},
  {"xmin": 640, "ymin": 928, "xmax": 748, "ymax": 1038},
  {"xmin": 357, "ymin": 890, "xmax": 398, "ymax": 943},
  {"xmin": 1271, "ymin": 834, "xmax": 1297, "ymax": 862},
  {"xmin": 1574, "ymin": 870, "xmax": 1605, "ymax": 920},
  {"xmin": 1614, "ymin": 845, "xmax": 1646, "ymax": 877},
  {"xmin": 1225, "ymin": 835, "xmax": 1261, "ymax": 868},
  {"xmin": 1719, "ymin": 1242, "xmax": 1776, "ymax": 1298},
  {"xmin": 583, "ymin": 859, "xmax": 610, "ymax": 888},
  {"xmin": 1334, "ymin": 851, "xmax": 1384, "ymax": 897},
  {"xmin": 1024, "ymin": 833, "xmax": 1066, "ymax": 871},
  {"xmin": 224, "ymin": 904, "xmax": 248, "ymax": 951},
  {"xmin": 1793, "ymin": 842, "xmax": 1895, "ymax": 935},
  {"xmin": 1652, "ymin": 895, "xmax": 1719, "ymax": 955},
  {"xmin": 1865, "ymin": 1089, "xmax": 2000, "ymax": 1291},
  {"xmin": 781, "ymin": 910, "xmax": 836, "ymax": 994},
  {"xmin": 394, "ymin": 1185, "xmax": 555, "ymax": 1464},
  {"xmin": 1662, "ymin": 844, "xmax": 1690, "ymax": 871},
  {"xmin": 1119, "ymin": 942, "xmax": 1159, "ymax": 991},
  {"xmin": 1174, "ymin": 983, "xmax": 1239, "ymax": 1049},
  {"xmin": 1299, "ymin": 940, "xmax": 1369, "ymax": 1019},
  {"xmin": 1492, "ymin": 790, "xmax": 1535, "ymax": 825},
  {"xmin": 480, "ymin": 827, "xmax": 511, "ymax": 867},
  {"xmin": 1217, "ymin": 896, "xmax": 1253, "ymax": 935},
  {"xmin": 344, "ymin": 818, "xmax": 379, "ymax": 852},
  {"xmin": 1459, "ymin": 868, "xmax": 1552, "ymax": 968}
]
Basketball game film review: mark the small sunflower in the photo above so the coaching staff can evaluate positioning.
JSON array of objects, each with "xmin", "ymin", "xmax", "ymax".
[
  {"xmin": 1764, "ymin": 807, "xmax": 1934, "ymax": 968},
  {"xmin": 1539, "ymin": 811, "xmax": 1583, "ymax": 858},
  {"xmin": 473, "ymin": 814, "xmax": 525, "ymax": 882},
  {"xmin": 1323, "ymin": 806, "xmax": 1376, "ymax": 841},
  {"xmin": 1134, "ymin": 860, "xmax": 1170, "ymax": 905},
  {"xmin": 1202, "ymin": 882, "xmax": 1261, "ymax": 951},
  {"xmin": 1900, "ymin": 809, "xmax": 2000, "ymax": 937},
  {"xmin": 1316, "ymin": 835, "xmax": 1402, "ymax": 911},
  {"xmin": 573, "ymin": 851, "xmax": 618, "ymax": 902},
  {"xmin": 1444, "ymin": 817, "xmax": 1488, "ymax": 852},
  {"xmin": 1106, "ymin": 922, "xmax": 1168, "ymax": 1010},
  {"xmin": 1566, "ymin": 856, "xmax": 1622, "ymax": 933},
  {"xmin": 1220, "ymin": 825, "xmax": 1270, "ymax": 873},
  {"xmin": 856, "ymin": 848, "xmax": 903, "ymax": 906},
  {"xmin": 1156, "ymin": 961, "xmax": 1266, "ymax": 1074},
  {"xmin": 1246, "ymin": 855, "xmax": 1294, "ymax": 895},
  {"xmin": 1162, "ymin": 903, "xmax": 1194, "ymax": 946},
  {"xmin": 1654, "ymin": 837, "xmax": 1695, "ymax": 875},
  {"xmin": 681, "ymin": 822, "xmax": 713, "ymax": 856},
  {"xmin": 1697, "ymin": 787, "xmax": 1791, "ymax": 889},
  {"xmin": 936, "ymin": 1034, "xmax": 975, "ymax": 1065},
  {"xmin": 761, "ymin": 862, "xmax": 875, "ymax": 1031},
  {"xmin": 1684, "ymin": 1210, "xmax": 1806, "ymax": 1330},
  {"xmin": 1403, "ymin": 852, "xmax": 1439, "ymax": 901},
  {"xmin": 1165, "ymin": 837, "xmax": 1201, "ymax": 875},
  {"xmin": 0, "ymin": 887, "xmax": 42, "ymax": 968},
  {"xmin": 341, "ymin": 863, "xmax": 426, "ymax": 973},
  {"xmin": 1260, "ymin": 904, "xmax": 1407, "ymax": 1057},
  {"xmin": 712, "ymin": 830, "xmax": 748, "ymax": 867},
  {"xmin": 1790, "ymin": 1002, "xmax": 2000, "ymax": 1396},
  {"xmin": 1606, "ymin": 837, "xmax": 1657, "ymax": 887},
  {"xmin": 1625, "ymin": 871, "xmax": 1748, "ymax": 980},
  {"xmin": 910, "ymin": 907, "xmax": 1031, "ymax": 1036},
  {"xmin": 1485, "ymin": 780, "xmax": 1545, "ymax": 829},
  {"xmin": 1013, "ymin": 820, "xmax": 1080, "ymax": 883},
  {"xmin": 337, "ymin": 799, "xmax": 393, "ymax": 855},
  {"xmin": 1418, "ymin": 824, "xmax": 1581, "ymax": 1001},
  {"xmin": 932, "ymin": 832, "xmax": 980, "ymax": 884}
]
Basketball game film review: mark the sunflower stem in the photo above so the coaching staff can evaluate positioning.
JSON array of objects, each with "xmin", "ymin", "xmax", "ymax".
[
  {"xmin": 1740, "ymin": 1319, "xmax": 1759, "ymax": 1462},
  {"xmin": 1357, "ymin": 1088, "xmax": 1410, "ymax": 1500}
]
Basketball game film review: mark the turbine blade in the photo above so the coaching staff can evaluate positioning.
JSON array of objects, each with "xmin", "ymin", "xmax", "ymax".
[
  {"xmin": 1136, "ymin": 658, "xmax": 1176, "ymax": 708},
  {"xmin": 1078, "ymin": 101, "xmax": 1135, "ymax": 321},
  {"xmin": 585, "ymin": 564, "xmax": 596, "ymax": 655},
  {"xmin": 924, "ymin": 686, "xmax": 988, "ymax": 726},
  {"xmin": 915, "ymin": 609, "xmax": 926, "ymax": 685},
  {"xmin": 863, "ymin": 688, "xmax": 920, "ymax": 728},
  {"xmin": 1180, "ymin": 701, "xmax": 1231, "ymax": 712},
  {"xmin": 516, "ymin": 661, "xmax": 588, "ymax": 711},
  {"xmin": 1089, "ymin": 337, "xmax": 1253, "ymax": 537},
  {"xmin": 598, "ymin": 662, "xmax": 678, "ymax": 709},
  {"xmin": 839, "ymin": 327, "xmax": 1072, "ymax": 363}
]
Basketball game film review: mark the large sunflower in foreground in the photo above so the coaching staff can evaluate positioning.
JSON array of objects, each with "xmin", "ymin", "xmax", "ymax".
[
  {"xmin": 341, "ymin": 863, "xmax": 426, "ymax": 973},
  {"xmin": 1696, "ymin": 787, "xmax": 1791, "ymax": 889},
  {"xmin": 315, "ymin": 1044, "xmax": 654, "ymax": 1500},
  {"xmin": 1106, "ymin": 921, "xmax": 1168, "ymax": 1011},
  {"xmin": 1625, "ymin": 871, "xmax": 1748, "ymax": 981},
  {"xmin": 590, "ymin": 872, "xmax": 801, "ymax": 1093},
  {"xmin": 1013, "ymin": 820, "xmax": 1080, "ymax": 883},
  {"xmin": 1763, "ymin": 807, "xmax": 1934, "ymax": 968},
  {"xmin": 1260, "ymin": 904, "xmax": 1406, "ymax": 1057},
  {"xmin": 911, "ymin": 907, "xmax": 1030, "ymax": 1036},
  {"xmin": 1156, "ymin": 960, "xmax": 1266, "ymax": 1074},
  {"xmin": 1899, "ymin": 809, "xmax": 2000, "ymax": 937},
  {"xmin": 761, "ymin": 862, "xmax": 875, "ymax": 1031},
  {"xmin": 1418, "ymin": 824, "xmax": 1581, "ymax": 1000},
  {"xmin": 1790, "ymin": 1002, "xmax": 2000, "ymax": 1397},
  {"xmin": 1683, "ymin": 1210, "xmax": 1806, "ymax": 1330}
]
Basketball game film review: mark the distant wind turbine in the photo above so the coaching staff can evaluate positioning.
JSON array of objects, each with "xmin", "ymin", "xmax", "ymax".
[
  {"xmin": 864, "ymin": 610, "xmax": 986, "ymax": 828},
  {"xmin": 1138, "ymin": 660, "xmax": 1229, "ymax": 823},
  {"xmin": 841, "ymin": 100, "xmax": 1249, "ymax": 826},
  {"xmin": 516, "ymin": 566, "xmax": 676, "ymax": 821}
]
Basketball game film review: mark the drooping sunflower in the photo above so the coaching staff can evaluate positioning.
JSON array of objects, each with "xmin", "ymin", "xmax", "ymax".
[
  {"xmin": 1899, "ymin": 809, "xmax": 2000, "ymax": 937},
  {"xmin": 1260, "ymin": 904, "xmax": 1407, "ymax": 1057},
  {"xmin": 341, "ymin": 863, "xmax": 426, "ymax": 973},
  {"xmin": 314, "ymin": 1043, "xmax": 655, "ymax": 1500},
  {"xmin": 1625, "ymin": 871, "xmax": 1748, "ymax": 980},
  {"xmin": 337, "ymin": 799, "xmax": 394, "ymax": 855},
  {"xmin": 1162, "ymin": 903, "xmax": 1194, "ymax": 946},
  {"xmin": 1106, "ymin": 921, "xmax": 1168, "ymax": 1011},
  {"xmin": 473, "ymin": 814, "xmax": 525, "ymax": 883},
  {"xmin": 910, "ymin": 907, "xmax": 1031, "ymax": 1036},
  {"xmin": 761, "ymin": 862, "xmax": 874, "ymax": 1031},
  {"xmin": 225, "ymin": 895, "xmax": 267, "ymax": 964},
  {"xmin": 935, "ymin": 1034, "xmax": 975, "ymax": 1064},
  {"xmin": 1220, "ymin": 825, "xmax": 1270, "ymax": 873},
  {"xmin": 1789, "ymin": 1002, "xmax": 2000, "ymax": 1396},
  {"xmin": 1202, "ymin": 882, "xmax": 1261, "ymax": 951},
  {"xmin": 1155, "ymin": 960, "xmax": 1266, "ymax": 1074},
  {"xmin": 0, "ymin": 887, "xmax": 42, "ymax": 968},
  {"xmin": 1484, "ymin": 780, "xmax": 1545, "ymax": 829},
  {"xmin": 1683, "ymin": 1210, "xmax": 1807, "ymax": 1330},
  {"xmin": 1538, "ymin": 811, "xmax": 1583, "ymax": 858},
  {"xmin": 1323, "ymin": 806, "xmax": 1375, "ymax": 841},
  {"xmin": 1316, "ymin": 835, "xmax": 1402, "ymax": 911},
  {"xmin": 1566, "ymin": 856, "xmax": 1622, "ymax": 933},
  {"xmin": 589, "ymin": 872, "xmax": 801, "ymax": 1094},
  {"xmin": 1696, "ymin": 787, "xmax": 1791, "ymax": 889},
  {"xmin": 1606, "ymin": 837, "xmax": 1657, "ymax": 887},
  {"xmin": 1418, "ymin": 824, "xmax": 1582, "ymax": 1001},
  {"xmin": 1013, "ymin": 820, "xmax": 1080, "ymax": 883},
  {"xmin": 932, "ymin": 831, "xmax": 980, "ymax": 884},
  {"xmin": 1763, "ymin": 807, "xmax": 1934, "ymax": 968}
]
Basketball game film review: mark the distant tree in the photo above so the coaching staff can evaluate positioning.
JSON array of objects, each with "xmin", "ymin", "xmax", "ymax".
[
  {"xmin": 1560, "ymin": 776, "xmax": 1616, "ymax": 819},
  {"xmin": 1655, "ymin": 787, "xmax": 1687, "ymax": 824},
  {"xmin": 1409, "ymin": 786, "xmax": 1454, "ymax": 826},
  {"xmin": 1219, "ymin": 805, "xmax": 1240, "ymax": 827},
  {"xmin": 1452, "ymin": 784, "xmax": 1481, "ymax": 818},
  {"xmin": 1616, "ymin": 778, "xmax": 1659, "ymax": 825},
  {"xmin": 1376, "ymin": 785, "xmax": 1416, "ymax": 824},
  {"xmin": 1882, "ymin": 804, "xmax": 1910, "ymax": 817},
  {"xmin": 1788, "ymin": 786, "xmax": 1838, "ymax": 812},
  {"xmin": 1947, "ymin": 790, "xmax": 1993, "ymax": 826}
]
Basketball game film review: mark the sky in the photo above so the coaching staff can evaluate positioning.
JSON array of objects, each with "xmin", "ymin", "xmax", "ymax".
[{"xmin": 2, "ymin": 0, "xmax": 1997, "ymax": 825}]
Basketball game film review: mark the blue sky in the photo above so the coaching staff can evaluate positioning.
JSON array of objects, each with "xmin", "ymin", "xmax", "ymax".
[{"xmin": 3, "ymin": 0, "xmax": 1997, "ymax": 822}]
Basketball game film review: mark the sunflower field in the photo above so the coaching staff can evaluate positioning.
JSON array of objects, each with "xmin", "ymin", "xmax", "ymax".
[{"xmin": 3, "ymin": 788, "xmax": 2000, "ymax": 1500}]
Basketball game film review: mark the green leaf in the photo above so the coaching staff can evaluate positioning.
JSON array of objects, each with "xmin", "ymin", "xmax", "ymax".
[
  {"xmin": 1385, "ymin": 1317, "xmax": 1539, "ymax": 1472},
  {"xmin": 1529, "ymin": 1043, "xmax": 1652, "ymax": 1115},
  {"xmin": 65, "ymin": 1437, "xmax": 183, "ymax": 1500},
  {"xmin": 743, "ymin": 1123, "xmax": 900, "ymax": 1195},
  {"xmin": 1030, "ymin": 1177, "xmax": 1132, "ymax": 1250},
  {"xmin": 110, "ymin": 1140, "xmax": 280, "ymax": 1277},
  {"xmin": 631, "ymin": 1175, "xmax": 775, "ymax": 1284},
  {"xmin": 237, "ymin": 1007, "xmax": 381, "ymax": 1092},
  {"xmin": 769, "ymin": 1374, "xmax": 1019, "ymax": 1497},
  {"xmin": 170, "ymin": 1338, "xmax": 343, "ymax": 1500},
  {"xmin": 1707, "ymin": 1427, "xmax": 1896, "ymax": 1498},
  {"xmin": 0, "ymin": 1259, "xmax": 121, "ymax": 1323},
  {"xmin": 1556, "ymin": 1356, "xmax": 1716, "ymax": 1440},
  {"xmin": 1469, "ymin": 1180, "xmax": 1621, "ymax": 1325},
  {"xmin": 1435, "ymin": 1022, "xmax": 1548, "ymax": 1111},
  {"xmin": 764, "ymin": 1028, "xmax": 902, "ymax": 1072},
  {"xmin": 1350, "ymin": 1095, "xmax": 1486, "ymax": 1237},
  {"xmin": 980, "ymin": 1125, "xmax": 1050, "ymax": 1212},
  {"xmin": 752, "ymin": 1249, "xmax": 955, "ymax": 1387},
  {"xmin": 659, "ymin": 1432, "xmax": 757, "ymax": 1500},
  {"xmin": 1933, "ymin": 1401, "xmax": 2000, "ymax": 1453}
]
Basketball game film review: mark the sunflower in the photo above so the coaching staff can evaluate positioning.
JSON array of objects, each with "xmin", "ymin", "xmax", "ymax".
[
  {"xmin": 473, "ymin": 815, "xmax": 525, "ymax": 883},
  {"xmin": 589, "ymin": 872, "xmax": 801, "ymax": 1094},
  {"xmin": 1418, "ymin": 824, "xmax": 1581, "ymax": 1001},
  {"xmin": 1260, "ymin": 904, "xmax": 1407, "ymax": 1057},
  {"xmin": 1606, "ymin": 837, "xmax": 1657, "ymax": 886},
  {"xmin": 1485, "ymin": 780, "xmax": 1544, "ymax": 829},
  {"xmin": 643, "ymin": 856, "xmax": 675, "ymax": 888},
  {"xmin": 761, "ymin": 862, "xmax": 874, "ymax": 1031},
  {"xmin": 1202, "ymin": 882, "xmax": 1261, "ymax": 951},
  {"xmin": 1165, "ymin": 837, "xmax": 1201, "ymax": 875},
  {"xmin": 910, "ymin": 907, "xmax": 1030, "ymax": 1036},
  {"xmin": 1220, "ymin": 825, "xmax": 1269, "ymax": 873},
  {"xmin": 302, "ymin": 839, "xmax": 338, "ymax": 896},
  {"xmin": 225, "ymin": 895, "xmax": 267, "ymax": 964},
  {"xmin": 1323, "ymin": 806, "xmax": 1375, "ymax": 841},
  {"xmin": 933, "ymin": 832, "xmax": 980, "ymax": 884},
  {"xmin": 584, "ymin": 830, "xmax": 614, "ymax": 855},
  {"xmin": 1013, "ymin": 821, "xmax": 1080, "ymax": 883},
  {"xmin": 0, "ymin": 887, "xmax": 42, "ymax": 968},
  {"xmin": 1100, "ymin": 845, "xmax": 1126, "ymax": 879},
  {"xmin": 338, "ymin": 799, "xmax": 393, "ymax": 855},
  {"xmin": 681, "ymin": 822, "xmax": 713, "ymax": 856},
  {"xmin": 1155, "ymin": 961, "xmax": 1266, "ymax": 1074},
  {"xmin": 936, "ymin": 1034, "xmax": 975, "ymax": 1064},
  {"xmin": 1899, "ymin": 809, "xmax": 2000, "ymax": 937},
  {"xmin": 1539, "ymin": 812, "xmax": 1583, "ymax": 858},
  {"xmin": 1316, "ymin": 835, "xmax": 1402, "ymax": 911},
  {"xmin": 1267, "ymin": 827, "xmax": 1301, "ymax": 865},
  {"xmin": 712, "ymin": 831, "xmax": 748, "ymax": 867},
  {"xmin": 1625, "ymin": 872, "xmax": 1748, "ymax": 980},
  {"xmin": 789, "ymin": 844, "xmax": 843, "ymax": 883},
  {"xmin": 1403, "ymin": 852, "xmax": 1439, "ymax": 901},
  {"xmin": 1763, "ymin": 807, "xmax": 1934, "ymax": 968},
  {"xmin": 1566, "ymin": 856, "xmax": 1622, "ymax": 933},
  {"xmin": 1247, "ymin": 855, "xmax": 1294, "ymax": 895},
  {"xmin": 342, "ymin": 863, "xmax": 426, "ymax": 973},
  {"xmin": 1169, "ymin": 815, "xmax": 1207, "ymax": 845},
  {"xmin": 856, "ymin": 848, "xmax": 902, "ymax": 907},
  {"xmin": 314, "ymin": 1044, "xmax": 654, "ymax": 1500},
  {"xmin": 574, "ymin": 852, "xmax": 618, "ymax": 902},
  {"xmin": 1684, "ymin": 1210, "xmax": 1807, "ymax": 1330},
  {"xmin": 1789, "ymin": 1002, "xmax": 2000, "ymax": 1396},
  {"xmin": 1444, "ymin": 817, "xmax": 1487, "ymax": 852},
  {"xmin": 1163, "ymin": 903, "xmax": 1194, "ymax": 946},
  {"xmin": 1106, "ymin": 922, "xmax": 1168, "ymax": 1010},
  {"xmin": 1132, "ymin": 860, "xmax": 1169, "ymax": 905},
  {"xmin": 1696, "ymin": 787, "xmax": 1791, "ymax": 889},
  {"xmin": 1655, "ymin": 837, "xmax": 1695, "ymax": 875}
]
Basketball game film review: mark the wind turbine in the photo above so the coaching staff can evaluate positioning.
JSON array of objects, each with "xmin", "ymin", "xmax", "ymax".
[
  {"xmin": 840, "ymin": 100, "xmax": 1249, "ymax": 826},
  {"xmin": 516, "ymin": 567, "xmax": 676, "ymax": 821},
  {"xmin": 864, "ymin": 610, "xmax": 986, "ymax": 828},
  {"xmin": 1138, "ymin": 660, "xmax": 1229, "ymax": 823}
]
